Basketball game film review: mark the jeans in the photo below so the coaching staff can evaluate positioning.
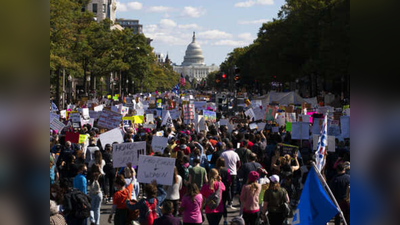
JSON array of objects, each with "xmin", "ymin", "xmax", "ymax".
[
  {"xmin": 206, "ymin": 213, "xmax": 223, "ymax": 225},
  {"xmin": 222, "ymin": 190, "xmax": 229, "ymax": 219},
  {"xmin": 90, "ymin": 192, "xmax": 103, "ymax": 225}
]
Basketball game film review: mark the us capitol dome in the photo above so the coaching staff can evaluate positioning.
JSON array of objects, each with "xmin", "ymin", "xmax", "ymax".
[{"xmin": 173, "ymin": 32, "xmax": 219, "ymax": 82}]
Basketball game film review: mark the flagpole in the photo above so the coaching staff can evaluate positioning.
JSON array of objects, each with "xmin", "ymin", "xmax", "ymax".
[{"xmin": 311, "ymin": 162, "xmax": 348, "ymax": 225}]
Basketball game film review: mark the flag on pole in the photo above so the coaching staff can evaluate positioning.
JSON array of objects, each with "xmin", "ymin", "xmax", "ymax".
[
  {"xmin": 180, "ymin": 74, "xmax": 186, "ymax": 86},
  {"xmin": 172, "ymin": 83, "xmax": 180, "ymax": 95},
  {"xmin": 51, "ymin": 102, "xmax": 58, "ymax": 112},
  {"xmin": 315, "ymin": 112, "xmax": 328, "ymax": 171},
  {"xmin": 292, "ymin": 166, "xmax": 339, "ymax": 224}
]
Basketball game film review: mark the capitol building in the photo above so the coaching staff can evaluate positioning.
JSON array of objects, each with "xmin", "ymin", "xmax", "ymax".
[{"xmin": 173, "ymin": 32, "xmax": 219, "ymax": 82}]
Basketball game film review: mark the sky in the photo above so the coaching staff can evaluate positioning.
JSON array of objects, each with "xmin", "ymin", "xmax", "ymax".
[{"xmin": 115, "ymin": 0, "xmax": 286, "ymax": 67}]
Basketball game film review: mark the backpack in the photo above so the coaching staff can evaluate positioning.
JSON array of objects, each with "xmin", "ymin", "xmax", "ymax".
[
  {"xmin": 205, "ymin": 182, "xmax": 222, "ymax": 210},
  {"xmin": 144, "ymin": 199, "xmax": 157, "ymax": 225},
  {"xmin": 65, "ymin": 189, "xmax": 91, "ymax": 219}
]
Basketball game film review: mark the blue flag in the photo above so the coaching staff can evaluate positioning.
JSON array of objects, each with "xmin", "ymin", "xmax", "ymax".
[
  {"xmin": 292, "ymin": 166, "xmax": 339, "ymax": 224},
  {"xmin": 172, "ymin": 83, "xmax": 180, "ymax": 95}
]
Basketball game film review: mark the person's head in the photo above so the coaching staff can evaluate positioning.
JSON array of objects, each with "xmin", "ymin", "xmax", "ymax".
[
  {"xmin": 193, "ymin": 158, "xmax": 200, "ymax": 166},
  {"xmin": 78, "ymin": 164, "xmax": 87, "ymax": 175},
  {"xmin": 65, "ymin": 141, "xmax": 71, "ymax": 148},
  {"xmin": 186, "ymin": 183, "xmax": 200, "ymax": 202},
  {"xmin": 90, "ymin": 163, "xmax": 101, "ymax": 180},
  {"xmin": 146, "ymin": 143, "xmax": 154, "ymax": 155},
  {"xmin": 183, "ymin": 155, "xmax": 190, "ymax": 164},
  {"xmin": 124, "ymin": 166, "xmax": 134, "ymax": 179},
  {"xmin": 144, "ymin": 184, "xmax": 157, "ymax": 198},
  {"xmin": 179, "ymin": 138, "xmax": 186, "ymax": 145},
  {"xmin": 242, "ymin": 140, "xmax": 249, "ymax": 148},
  {"xmin": 248, "ymin": 153, "xmax": 257, "ymax": 162},
  {"xmin": 216, "ymin": 157, "xmax": 225, "ymax": 169},
  {"xmin": 105, "ymin": 144, "xmax": 112, "ymax": 152},
  {"xmin": 50, "ymin": 200, "xmax": 59, "ymax": 216},
  {"xmin": 248, "ymin": 171, "xmax": 259, "ymax": 184},
  {"xmin": 208, "ymin": 168, "xmax": 219, "ymax": 189},
  {"xmin": 337, "ymin": 162, "xmax": 346, "ymax": 174},
  {"xmin": 161, "ymin": 201, "xmax": 174, "ymax": 215},
  {"xmin": 270, "ymin": 175, "xmax": 280, "ymax": 190},
  {"xmin": 194, "ymin": 148, "xmax": 201, "ymax": 156},
  {"xmin": 226, "ymin": 141, "xmax": 233, "ymax": 150},
  {"xmin": 114, "ymin": 174, "xmax": 126, "ymax": 190}
]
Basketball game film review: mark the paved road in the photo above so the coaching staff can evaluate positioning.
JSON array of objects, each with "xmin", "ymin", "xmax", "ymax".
[{"xmin": 100, "ymin": 196, "xmax": 242, "ymax": 225}]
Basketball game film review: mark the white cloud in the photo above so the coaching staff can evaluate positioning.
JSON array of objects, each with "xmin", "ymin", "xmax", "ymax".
[
  {"xmin": 198, "ymin": 30, "xmax": 233, "ymax": 39},
  {"xmin": 127, "ymin": 2, "xmax": 143, "ymax": 10},
  {"xmin": 116, "ymin": 1, "xmax": 142, "ymax": 11},
  {"xmin": 238, "ymin": 33, "xmax": 253, "ymax": 41},
  {"xmin": 147, "ymin": 6, "xmax": 174, "ymax": 13},
  {"xmin": 178, "ymin": 24, "xmax": 200, "ymax": 30},
  {"xmin": 238, "ymin": 19, "xmax": 270, "ymax": 25},
  {"xmin": 213, "ymin": 40, "xmax": 248, "ymax": 46},
  {"xmin": 234, "ymin": 0, "xmax": 273, "ymax": 8},
  {"xmin": 182, "ymin": 6, "xmax": 206, "ymax": 18},
  {"xmin": 159, "ymin": 19, "xmax": 177, "ymax": 28}
]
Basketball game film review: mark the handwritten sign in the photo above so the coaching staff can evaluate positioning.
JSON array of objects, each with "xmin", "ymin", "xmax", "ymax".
[
  {"xmin": 276, "ymin": 113, "xmax": 286, "ymax": 127},
  {"xmin": 257, "ymin": 122, "xmax": 266, "ymax": 131},
  {"xmin": 133, "ymin": 116, "xmax": 145, "ymax": 124},
  {"xmin": 277, "ymin": 143, "xmax": 299, "ymax": 157},
  {"xmin": 79, "ymin": 134, "xmax": 89, "ymax": 145},
  {"xmin": 291, "ymin": 122, "xmax": 310, "ymax": 140},
  {"xmin": 161, "ymin": 111, "xmax": 174, "ymax": 128},
  {"xmin": 151, "ymin": 136, "xmax": 169, "ymax": 153},
  {"xmin": 245, "ymin": 108, "xmax": 256, "ymax": 121},
  {"xmin": 194, "ymin": 101, "xmax": 207, "ymax": 111},
  {"xmin": 286, "ymin": 113, "xmax": 296, "ymax": 123},
  {"xmin": 203, "ymin": 110, "xmax": 217, "ymax": 123},
  {"xmin": 70, "ymin": 113, "xmax": 81, "ymax": 123},
  {"xmin": 113, "ymin": 142, "xmax": 146, "ymax": 168},
  {"xmin": 249, "ymin": 123, "xmax": 258, "ymax": 130},
  {"xmin": 137, "ymin": 155, "xmax": 176, "ymax": 186},
  {"xmin": 253, "ymin": 107, "xmax": 266, "ymax": 121},
  {"xmin": 50, "ymin": 118, "xmax": 65, "ymax": 133},
  {"xmin": 98, "ymin": 128, "xmax": 124, "ymax": 149},
  {"xmin": 97, "ymin": 110, "xmax": 122, "ymax": 130}
]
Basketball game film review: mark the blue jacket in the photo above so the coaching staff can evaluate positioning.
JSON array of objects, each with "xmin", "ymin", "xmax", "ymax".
[{"xmin": 73, "ymin": 174, "xmax": 87, "ymax": 194}]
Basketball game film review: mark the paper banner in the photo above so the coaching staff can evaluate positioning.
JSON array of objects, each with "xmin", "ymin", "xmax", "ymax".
[
  {"xmin": 137, "ymin": 155, "xmax": 176, "ymax": 186},
  {"xmin": 98, "ymin": 128, "xmax": 124, "ymax": 149}
]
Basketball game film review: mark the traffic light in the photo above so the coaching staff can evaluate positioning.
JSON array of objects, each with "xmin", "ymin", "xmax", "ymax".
[
  {"xmin": 222, "ymin": 73, "xmax": 227, "ymax": 79},
  {"xmin": 234, "ymin": 67, "xmax": 241, "ymax": 87},
  {"xmin": 215, "ymin": 73, "xmax": 221, "ymax": 84},
  {"xmin": 221, "ymin": 72, "xmax": 228, "ymax": 87}
]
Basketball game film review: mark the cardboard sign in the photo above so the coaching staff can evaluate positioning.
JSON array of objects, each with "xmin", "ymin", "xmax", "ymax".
[
  {"xmin": 277, "ymin": 143, "xmax": 299, "ymax": 157},
  {"xmin": 89, "ymin": 110, "xmax": 102, "ymax": 120},
  {"xmin": 340, "ymin": 116, "xmax": 350, "ymax": 138},
  {"xmin": 194, "ymin": 101, "xmax": 207, "ymax": 111},
  {"xmin": 291, "ymin": 122, "xmax": 310, "ymax": 140},
  {"xmin": 137, "ymin": 155, "xmax": 176, "ymax": 186},
  {"xmin": 151, "ymin": 136, "xmax": 169, "ymax": 153},
  {"xmin": 50, "ymin": 118, "xmax": 65, "ymax": 133},
  {"xmin": 82, "ymin": 108, "xmax": 90, "ymax": 119},
  {"xmin": 112, "ymin": 141, "xmax": 146, "ymax": 168},
  {"xmin": 275, "ymin": 113, "xmax": 286, "ymax": 127},
  {"xmin": 80, "ymin": 118, "xmax": 94, "ymax": 127},
  {"xmin": 257, "ymin": 122, "xmax": 266, "ymax": 131},
  {"xmin": 98, "ymin": 128, "xmax": 124, "ymax": 149},
  {"xmin": 265, "ymin": 105, "xmax": 277, "ymax": 121},
  {"xmin": 97, "ymin": 110, "xmax": 122, "ymax": 130}
]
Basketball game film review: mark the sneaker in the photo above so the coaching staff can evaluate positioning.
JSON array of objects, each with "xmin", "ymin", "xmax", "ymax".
[
  {"xmin": 223, "ymin": 221, "xmax": 228, "ymax": 225},
  {"xmin": 227, "ymin": 204, "xmax": 237, "ymax": 210}
]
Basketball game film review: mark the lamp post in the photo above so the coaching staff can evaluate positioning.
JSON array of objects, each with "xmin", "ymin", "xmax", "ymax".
[
  {"xmin": 86, "ymin": 76, "xmax": 91, "ymax": 96},
  {"xmin": 132, "ymin": 80, "xmax": 135, "ymax": 94},
  {"xmin": 68, "ymin": 75, "xmax": 72, "ymax": 104},
  {"xmin": 126, "ymin": 79, "xmax": 129, "ymax": 95},
  {"xmin": 100, "ymin": 77, "xmax": 104, "ymax": 98}
]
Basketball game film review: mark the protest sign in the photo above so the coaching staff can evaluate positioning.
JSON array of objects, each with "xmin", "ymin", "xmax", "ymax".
[
  {"xmin": 65, "ymin": 132, "xmax": 80, "ymax": 144},
  {"xmin": 306, "ymin": 112, "xmax": 317, "ymax": 123},
  {"xmin": 313, "ymin": 134, "xmax": 319, "ymax": 150},
  {"xmin": 82, "ymin": 108, "xmax": 90, "ymax": 119},
  {"xmin": 277, "ymin": 143, "xmax": 299, "ymax": 157},
  {"xmin": 276, "ymin": 112, "xmax": 286, "ymax": 127},
  {"xmin": 328, "ymin": 136, "xmax": 336, "ymax": 152},
  {"xmin": 194, "ymin": 101, "xmax": 207, "ymax": 111},
  {"xmin": 133, "ymin": 116, "xmax": 145, "ymax": 124},
  {"xmin": 113, "ymin": 141, "xmax": 146, "ymax": 168},
  {"xmin": 253, "ymin": 107, "xmax": 266, "ymax": 121},
  {"xmin": 328, "ymin": 120, "xmax": 341, "ymax": 136},
  {"xmin": 136, "ymin": 108, "xmax": 145, "ymax": 116},
  {"xmin": 97, "ymin": 110, "xmax": 122, "ymax": 130},
  {"xmin": 120, "ymin": 106, "xmax": 130, "ymax": 116},
  {"xmin": 151, "ymin": 136, "xmax": 169, "ymax": 153},
  {"xmin": 312, "ymin": 118, "xmax": 323, "ymax": 135},
  {"xmin": 203, "ymin": 110, "xmax": 217, "ymax": 123},
  {"xmin": 198, "ymin": 117, "xmax": 206, "ymax": 131},
  {"xmin": 80, "ymin": 118, "xmax": 94, "ymax": 127},
  {"xmin": 245, "ymin": 108, "xmax": 256, "ymax": 121},
  {"xmin": 183, "ymin": 103, "xmax": 195, "ymax": 123},
  {"xmin": 70, "ymin": 113, "xmax": 81, "ymax": 123},
  {"xmin": 249, "ymin": 123, "xmax": 258, "ymax": 130},
  {"xmin": 143, "ymin": 124, "xmax": 156, "ymax": 129},
  {"xmin": 257, "ymin": 122, "xmax": 266, "ymax": 131},
  {"xmin": 286, "ymin": 122, "xmax": 292, "ymax": 132},
  {"xmin": 89, "ymin": 110, "xmax": 102, "ymax": 120},
  {"xmin": 291, "ymin": 122, "xmax": 310, "ymax": 140},
  {"xmin": 265, "ymin": 105, "xmax": 277, "ymax": 121},
  {"xmin": 98, "ymin": 128, "xmax": 124, "ymax": 149},
  {"xmin": 137, "ymin": 155, "xmax": 176, "ymax": 186},
  {"xmin": 340, "ymin": 116, "xmax": 350, "ymax": 138},
  {"xmin": 50, "ymin": 118, "xmax": 65, "ymax": 133},
  {"xmin": 286, "ymin": 113, "xmax": 296, "ymax": 123},
  {"xmin": 122, "ymin": 118, "xmax": 132, "ymax": 127},
  {"xmin": 60, "ymin": 110, "xmax": 66, "ymax": 119},
  {"xmin": 146, "ymin": 114, "xmax": 154, "ymax": 123},
  {"xmin": 219, "ymin": 119, "xmax": 229, "ymax": 126},
  {"xmin": 299, "ymin": 115, "xmax": 311, "ymax": 123},
  {"xmin": 78, "ymin": 134, "xmax": 89, "ymax": 145},
  {"xmin": 161, "ymin": 111, "xmax": 174, "ymax": 128},
  {"xmin": 272, "ymin": 126, "xmax": 279, "ymax": 133}
]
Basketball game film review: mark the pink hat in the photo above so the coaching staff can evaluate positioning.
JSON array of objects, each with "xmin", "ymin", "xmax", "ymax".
[{"xmin": 248, "ymin": 171, "xmax": 259, "ymax": 182}]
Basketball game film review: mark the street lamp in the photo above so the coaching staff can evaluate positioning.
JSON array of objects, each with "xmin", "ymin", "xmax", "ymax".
[
  {"xmin": 132, "ymin": 80, "xmax": 135, "ymax": 94},
  {"xmin": 68, "ymin": 75, "xmax": 72, "ymax": 104},
  {"xmin": 86, "ymin": 76, "xmax": 91, "ymax": 96}
]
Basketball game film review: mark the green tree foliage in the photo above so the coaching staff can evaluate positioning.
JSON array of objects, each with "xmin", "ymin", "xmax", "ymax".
[{"xmin": 219, "ymin": 0, "xmax": 349, "ymax": 96}]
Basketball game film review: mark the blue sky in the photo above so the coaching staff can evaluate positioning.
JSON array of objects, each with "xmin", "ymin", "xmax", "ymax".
[{"xmin": 116, "ymin": 0, "xmax": 286, "ymax": 67}]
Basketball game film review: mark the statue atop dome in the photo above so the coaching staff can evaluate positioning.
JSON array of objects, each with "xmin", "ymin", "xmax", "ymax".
[{"xmin": 192, "ymin": 32, "xmax": 196, "ymax": 42}]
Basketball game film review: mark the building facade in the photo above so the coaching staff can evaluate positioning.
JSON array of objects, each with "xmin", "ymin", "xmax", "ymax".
[
  {"xmin": 116, "ymin": 19, "xmax": 143, "ymax": 34},
  {"xmin": 86, "ymin": 0, "xmax": 117, "ymax": 23},
  {"xmin": 173, "ymin": 32, "xmax": 219, "ymax": 82}
]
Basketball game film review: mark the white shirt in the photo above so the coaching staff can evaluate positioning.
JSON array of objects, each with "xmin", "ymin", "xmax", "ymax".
[
  {"xmin": 220, "ymin": 149, "xmax": 241, "ymax": 175},
  {"xmin": 165, "ymin": 175, "xmax": 182, "ymax": 200},
  {"xmin": 89, "ymin": 159, "xmax": 106, "ymax": 175}
]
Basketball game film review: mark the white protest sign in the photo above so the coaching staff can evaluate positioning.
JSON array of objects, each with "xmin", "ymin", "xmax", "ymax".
[
  {"xmin": 151, "ymin": 136, "xmax": 169, "ymax": 153},
  {"xmin": 143, "ymin": 124, "xmax": 156, "ymax": 129},
  {"xmin": 146, "ymin": 114, "xmax": 154, "ymax": 123},
  {"xmin": 249, "ymin": 123, "xmax": 258, "ymax": 130},
  {"xmin": 82, "ymin": 108, "xmax": 90, "ymax": 119},
  {"xmin": 81, "ymin": 118, "xmax": 94, "ymax": 127},
  {"xmin": 194, "ymin": 101, "xmax": 207, "ymax": 111},
  {"xmin": 328, "ymin": 136, "xmax": 336, "ymax": 152},
  {"xmin": 161, "ymin": 111, "xmax": 174, "ymax": 128},
  {"xmin": 137, "ymin": 155, "xmax": 176, "ymax": 186},
  {"xmin": 60, "ymin": 110, "xmax": 67, "ymax": 119},
  {"xmin": 136, "ymin": 109, "xmax": 145, "ymax": 116},
  {"xmin": 113, "ymin": 141, "xmax": 146, "ymax": 168},
  {"xmin": 344, "ymin": 108, "xmax": 350, "ymax": 116},
  {"xmin": 276, "ymin": 113, "xmax": 286, "ymax": 127},
  {"xmin": 272, "ymin": 126, "xmax": 279, "ymax": 133},
  {"xmin": 170, "ymin": 109, "xmax": 179, "ymax": 120},
  {"xmin": 253, "ymin": 107, "xmax": 266, "ymax": 121},
  {"xmin": 94, "ymin": 105, "xmax": 104, "ymax": 112},
  {"xmin": 97, "ymin": 110, "xmax": 122, "ymax": 130},
  {"xmin": 299, "ymin": 115, "xmax": 311, "ymax": 123},
  {"xmin": 312, "ymin": 118, "xmax": 323, "ymax": 135},
  {"xmin": 291, "ymin": 122, "xmax": 310, "ymax": 140},
  {"xmin": 50, "ymin": 118, "xmax": 65, "ymax": 132},
  {"xmin": 245, "ymin": 108, "xmax": 256, "ymax": 121},
  {"xmin": 219, "ymin": 119, "xmax": 229, "ymax": 126},
  {"xmin": 286, "ymin": 113, "xmax": 297, "ymax": 123},
  {"xmin": 257, "ymin": 123, "xmax": 266, "ymax": 131},
  {"xmin": 89, "ymin": 110, "xmax": 102, "ymax": 120},
  {"xmin": 98, "ymin": 128, "xmax": 124, "ymax": 149},
  {"xmin": 340, "ymin": 116, "xmax": 350, "ymax": 138},
  {"xmin": 198, "ymin": 117, "xmax": 206, "ymax": 131}
]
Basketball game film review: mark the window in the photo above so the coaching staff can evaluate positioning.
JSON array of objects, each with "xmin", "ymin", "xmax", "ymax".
[
  {"xmin": 92, "ymin": 3, "xmax": 98, "ymax": 14},
  {"xmin": 103, "ymin": 4, "xmax": 106, "ymax": 13}
]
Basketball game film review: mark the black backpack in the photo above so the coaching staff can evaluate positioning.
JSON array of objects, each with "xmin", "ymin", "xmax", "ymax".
[{"xmin": 64, "ymin": 189, "xmax": 91, "ymax": 219}]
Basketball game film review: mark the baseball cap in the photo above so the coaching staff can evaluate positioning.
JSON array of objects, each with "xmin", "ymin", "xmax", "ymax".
[
  {"xmin": 248, "ymin": 171, "xmax": 260, "ymax": 182},
  {"xmin": 270, "ymin": 174, "xmax": 280, "ymax": 183}
]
